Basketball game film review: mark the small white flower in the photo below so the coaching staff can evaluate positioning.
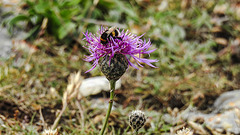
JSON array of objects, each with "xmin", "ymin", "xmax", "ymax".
[
  {"xmin": 176, "ymin": 127, "xmax": 193, "ymax": 135},
  {"xmin": 41, "ymin": 128, "xmax": 58, "ymax": 135}
]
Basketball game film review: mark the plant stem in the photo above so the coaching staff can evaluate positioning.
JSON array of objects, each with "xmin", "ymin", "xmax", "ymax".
[
  {"xmin": 99, "ymin": 80, "xmax": 116, "ymax": 135},
  {"xmin": 51, "ymin": 103, "xmax": 67, "ymax": 130}
]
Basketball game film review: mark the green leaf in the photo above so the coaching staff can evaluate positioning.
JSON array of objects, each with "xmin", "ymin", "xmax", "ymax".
[
  {"xmin": 24, "ymin": 25, "xmax": 40, "ymax": 40},
  {"xmin": 65, "ymin": 0, "xmax": 81, "ymax": 6},
  {"xmin": 60, "ymin": 8, "xmax": 79, "ymax": 20},
  {"xmin": 34, "ymin": 0, "xmax": 50, "ymax": 14},
  {"xmin": 57, "ymin": 22, "xmax": 76, "ymax": 39},
  {"xmin": 47, "ymin": 12, "xmax": 61, "ymax": 35},
  {"xmin": 113, "ymin": 0, "xmax": 137, "ymax": 18},
  {"xmin": 8, "ymin": 15, "xmax": 29, "ymax": 26},
  {"xmin": 30, "ymin": 15, "xmax": 43, "ymax": 25}
]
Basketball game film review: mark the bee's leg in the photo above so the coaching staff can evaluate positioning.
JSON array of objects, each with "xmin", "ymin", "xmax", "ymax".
[
  {"xmin": 107, "ymin": 36, "xmax": 111, "ymax": 42},
  {"xmin": 115, "ymin": 37, "xmax": 122, "ymax": 40}
]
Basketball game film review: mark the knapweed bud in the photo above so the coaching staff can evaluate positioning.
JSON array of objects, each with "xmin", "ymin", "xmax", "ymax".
[
  {"xmin": 176, "ymin": 127, "xmax": 193, "ymax": 135},
  {"xmin": 99, "ymin": 53, "xmax": 128, "ymax": 81},
  {"xmin": 129, "ymin": 110, "xmax": 146, "ymax": 132}
]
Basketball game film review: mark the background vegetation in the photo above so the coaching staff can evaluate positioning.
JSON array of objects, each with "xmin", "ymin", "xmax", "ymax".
[{"xmin": 1, "ymin": 0, "xmax": 240, "ymax": 134}]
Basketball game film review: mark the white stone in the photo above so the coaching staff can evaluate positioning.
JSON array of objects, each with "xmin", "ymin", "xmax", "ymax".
[{"xmin": 78, "ymin": 76, "xmax": 121, "ymax": 98}]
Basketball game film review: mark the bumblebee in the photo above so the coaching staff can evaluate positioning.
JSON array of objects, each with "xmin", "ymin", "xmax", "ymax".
[{"xmin": 100, "ymin": 26, "xmax": 121, "ymax": 44}]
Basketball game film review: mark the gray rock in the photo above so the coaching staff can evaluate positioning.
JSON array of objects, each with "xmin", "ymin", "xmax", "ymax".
[
  {"xmin": 180, "ymin": 90, "xmax": 240, "ymax": 134},
  {"xmin": 206, "ymin": 108, "xmax": 240, "ymax": 134},
  {"xmin": 0, "ymin": 0, "xmax": 28, "ymax": 59},
  {"xmin": 0, "ymin": 28, "xmax": 12, "ymax": 59},
  {"xmin": 213, "ymin": 90, "xmax": 240, "ymax": 112}
]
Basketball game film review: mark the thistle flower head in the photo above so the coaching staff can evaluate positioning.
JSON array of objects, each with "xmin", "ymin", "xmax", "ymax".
[
  {"xmin": 129, "ymin": 110, "xmax": 146, "ymax": 132},
  {"xmin": 83, "ymin": 26, "xmax": 158, "ymax": 73}
]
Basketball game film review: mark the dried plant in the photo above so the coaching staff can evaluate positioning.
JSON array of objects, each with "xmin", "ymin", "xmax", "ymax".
[{"xmin": 51, "ymin": 71, "xmax": 83, "ymax": 130}]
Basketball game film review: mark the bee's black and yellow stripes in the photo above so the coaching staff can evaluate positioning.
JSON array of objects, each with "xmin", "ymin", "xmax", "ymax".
[{"xmin": 100, "ymin": 27, "xmax": 121, "ymax": 45}]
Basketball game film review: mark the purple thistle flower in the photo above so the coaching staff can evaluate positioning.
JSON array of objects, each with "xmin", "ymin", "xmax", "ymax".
[{"xmin": 83, "ymin": 26, "xmax": 158, "ymax": 73}]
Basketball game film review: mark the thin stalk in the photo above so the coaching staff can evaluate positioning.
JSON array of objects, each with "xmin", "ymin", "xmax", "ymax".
[
  {"xmin": 51, "ymin": 103, "xmax": 67, "ymax": 130},
  {"xmin": 99, "ymin": 80, "xmax": 116, "ymax": 135}
]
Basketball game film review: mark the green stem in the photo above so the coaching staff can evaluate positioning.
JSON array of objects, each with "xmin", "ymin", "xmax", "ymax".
[{"xmin": 99, "ymin": 80, "xmax": 116, "ymax": 135}]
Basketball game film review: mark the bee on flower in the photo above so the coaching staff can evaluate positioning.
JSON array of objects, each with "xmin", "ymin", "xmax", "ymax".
[{"xmin": 83, "ymin": 26, "xmax": 158, "ymax": 81}]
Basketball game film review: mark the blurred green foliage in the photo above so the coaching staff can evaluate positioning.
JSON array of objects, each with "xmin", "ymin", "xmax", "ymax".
[
  {"xmin": 3, "ymin": 0, "xmax": 138, "ymax": 40},
  {"xmin": 5, "ymin": 0, "xmax": 84, "ymax": 39}
]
